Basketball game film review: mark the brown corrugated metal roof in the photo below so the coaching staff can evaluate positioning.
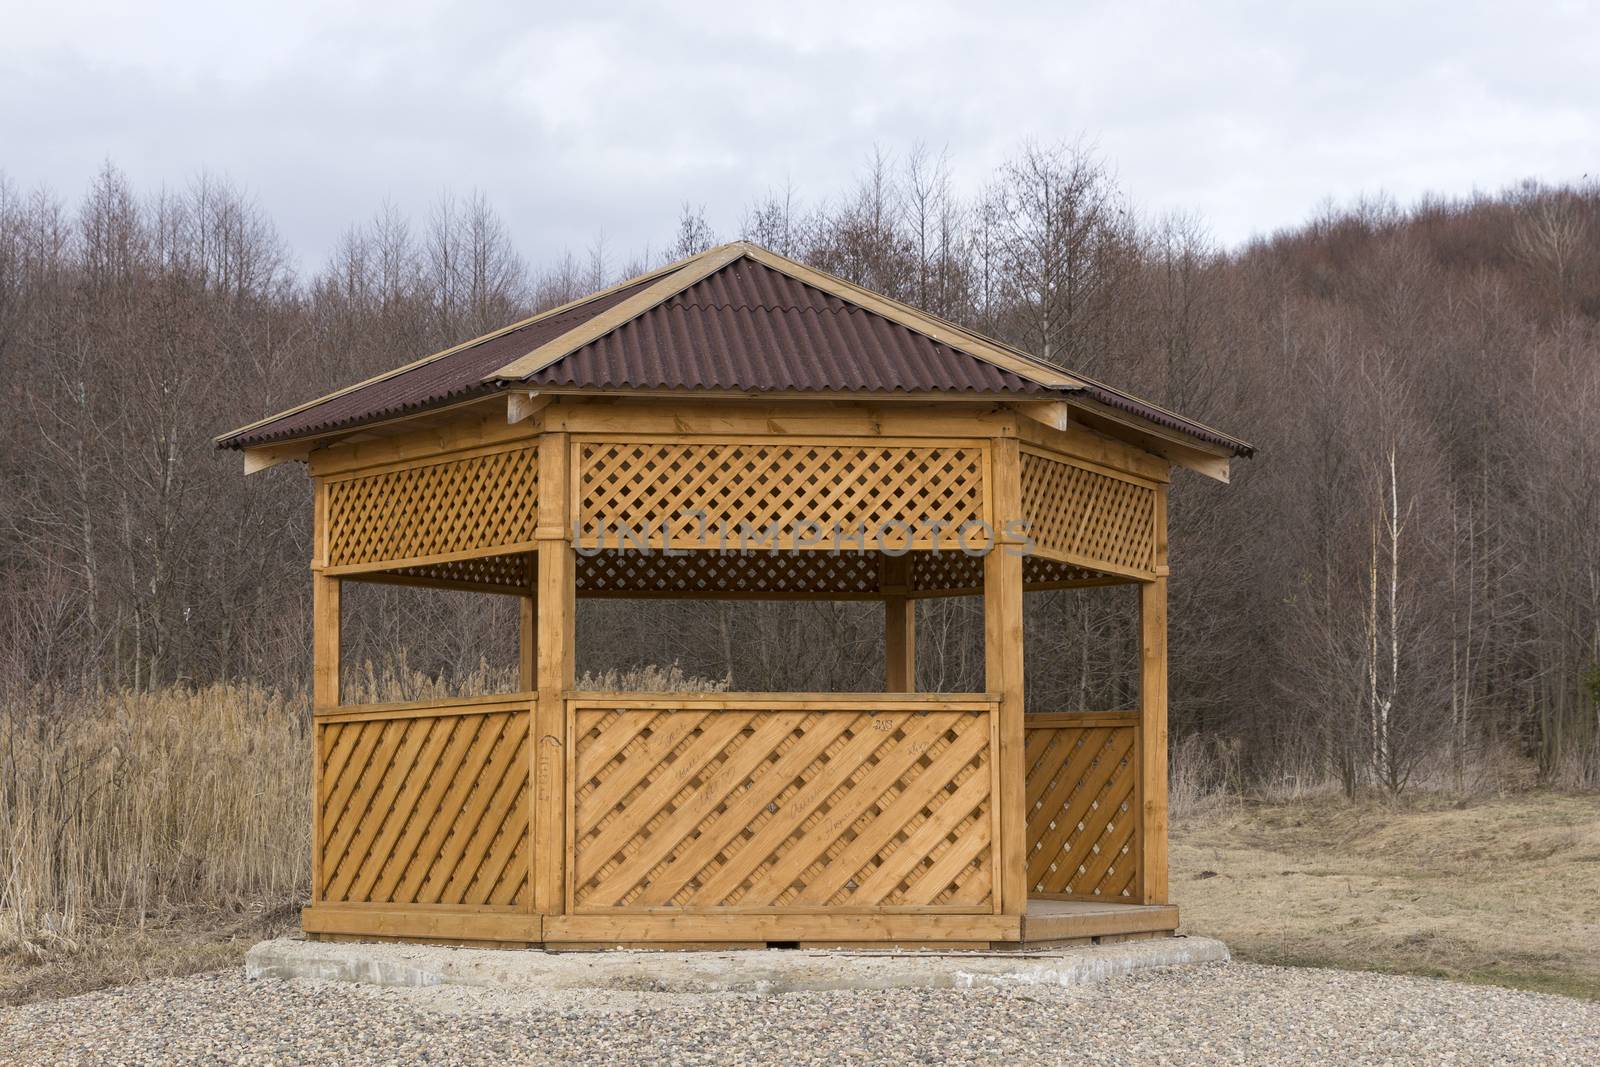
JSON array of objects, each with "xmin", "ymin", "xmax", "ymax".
[
  {"xmin": 217, "ymin": 277, "xmax": 655, "ymax": 448},
  {"xmin": 218, "ymin": 242, "xmax": 1253, "ymax": 456},
  {"xmin": 516, "ymin": 258, "xmax": 1044, "ymax": 395}
]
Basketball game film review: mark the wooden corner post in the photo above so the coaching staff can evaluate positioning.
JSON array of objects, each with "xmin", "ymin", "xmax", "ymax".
[
  {"xmin": 1138, "ymin": 485, "xmax": 1170, "ymax": 904},
  {"xmin": 985, "ymin": 437, "xmax": 1027, "ymax": 916},
  {"xmin": 882, "ymin": 554, "xmax": 915, "ymax": 692},
  {"xmin": 534, "ymin": 430, "xmax": 575, "ymax": 916},
  {"xmin": 311, "ymin": 476, "xmax": 340, "ymax": 710}
]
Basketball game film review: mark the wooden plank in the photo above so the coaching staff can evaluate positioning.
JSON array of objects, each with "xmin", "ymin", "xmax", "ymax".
[
  {"xmin": 986, "ymin": 438, "xmax": 1027, "ymax": 917},
  {"xmin": 1139, "ymin": 574, "xmax": 1169, "ymax": 905},
  {"xmin": 302, "ymin": 903, "xmax": 539, "ymax": 944}
]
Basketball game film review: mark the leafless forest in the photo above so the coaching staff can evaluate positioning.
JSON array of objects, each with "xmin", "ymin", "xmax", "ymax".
[{"xmin": 3, "ymin": 143, "xmax": 1598, "ymax": 807}]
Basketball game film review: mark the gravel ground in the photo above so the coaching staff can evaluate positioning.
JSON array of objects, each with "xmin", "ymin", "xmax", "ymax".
[{"xmin": 3, "ymin": 961, "xmax": 1598, "ymax": 1066}]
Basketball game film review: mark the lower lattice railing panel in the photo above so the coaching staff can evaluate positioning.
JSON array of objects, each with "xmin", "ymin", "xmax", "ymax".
[
  {"xmin": 315, "ymin": 703, "xmax": 532, "ymax": 907},
  {"xmin": 1023, "ymin": 713, "xmax": 1140, "ymax": 899},
  {"xmin": 569, "ymin": 697, "xmax": 998, "ymax": 913}
]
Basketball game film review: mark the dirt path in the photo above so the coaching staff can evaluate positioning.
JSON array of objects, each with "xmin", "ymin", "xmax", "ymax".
[{"xmin": 1172, "ymin": 792, "xmax": 1600, "ymax": 998}]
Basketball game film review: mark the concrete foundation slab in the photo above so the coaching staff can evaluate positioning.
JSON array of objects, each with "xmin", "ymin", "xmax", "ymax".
[{"xmin": 246, "ymin": 934, "xmax": 1230, "ymax": 995}]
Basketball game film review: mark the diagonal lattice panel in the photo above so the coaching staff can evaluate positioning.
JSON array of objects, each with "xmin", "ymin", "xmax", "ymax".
[
  {"xmin": 1020, "ymin": 449, "xmax": 1156, "ymax": 576},
  {"xmin": 575, "ymin": 441, "xmax": 986, "ymax": 551},
  {"xmin": 1023, "ymin": 718, "xmax": 1139, "ymax": 899},
  {"xmin": 570, "ymin": 701, "xmax": 996, "ymax": 913},
  {"xmin": 325, "ymin": 445, "xmax": 538, "ymax": 567},
  {"xmin": 316, "ymin": 708, "xmax": 531, "ymax": 907}
]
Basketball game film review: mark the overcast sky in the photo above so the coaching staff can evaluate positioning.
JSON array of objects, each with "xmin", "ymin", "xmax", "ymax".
[{"xmin": 3, "ymin": 1, "xmax": 1596, "ymax": 273}]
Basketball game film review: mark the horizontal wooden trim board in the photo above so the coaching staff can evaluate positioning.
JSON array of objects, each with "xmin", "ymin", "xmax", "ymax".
[
  {"xmin": 1024, "ymin": 541, "xmax": 1156, "ymax": 583},
  {"xmin": 542, "ymin": 913, "xmax": 1022, "ymax": 943},
  {"xmin": 1020, "ymin": 901, "xmax": 1178, "ymax": 941},
  {"xmin": 317, "ymin": 542, "xmax": 542, "ymax": 577},
  {"xmin": 315, "ymin": 692, "xmax": 535, "ymax": 722},
  {"xmin": 303, "ymin": 904, "xmax": 540, "ymax": 943},
  {"xmin": 1026, "ymin": 710, "xmax": 1139, "ymax": 728},
  {"xmin": 301, "ymin": 902, "xmax": 1172, "ymax": 947},
  {"xmin": 566, "ymin": 689, "xmax": 998, "ymax": 703}
]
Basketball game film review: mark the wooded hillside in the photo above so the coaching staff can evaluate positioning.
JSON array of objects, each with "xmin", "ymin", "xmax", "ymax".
[{"xmin": 2, "ymin": 146, "xmax": 1596, "ymax": 793}]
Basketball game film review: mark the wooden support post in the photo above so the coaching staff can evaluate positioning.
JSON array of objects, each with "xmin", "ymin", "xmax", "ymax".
[
  {"xmin": 1138, "ymin": 484, "xmax": 1170, "ymax": 905},
  {"xmin": 519, "ymin": 554, "xmax": 537, "ymax": 691},
  {"xmin": 533, "ymin": 431, "xmax": 575, "ymax": 916},
  {"xmin": 985, "ymin": 438, "xmax": 1027, "ymax": 916},
  {"xmin": 882, "ymin": 554, "xmax": 915, "ymax": 692}
]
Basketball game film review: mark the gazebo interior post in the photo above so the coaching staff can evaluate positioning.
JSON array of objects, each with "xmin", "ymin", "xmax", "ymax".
[
  {"xmin": 534, "ymin": 430, "xmax": 575, "ymax": 915},
  {"xmin": 882, "ymin": 553, "xmax": 915, "ymax": 692},
  {"xmin": 519, "ymin": 552, "xmax": 537, "ymax": 692},
  {"xmin": 985, "ymin": 436, "xmax": 1027, "ymax": 916}
]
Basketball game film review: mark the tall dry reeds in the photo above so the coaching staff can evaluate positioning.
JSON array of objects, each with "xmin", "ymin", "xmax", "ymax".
[{"xmin": 0, "ymin": 685, "xmax": 311, "ymax": 954}]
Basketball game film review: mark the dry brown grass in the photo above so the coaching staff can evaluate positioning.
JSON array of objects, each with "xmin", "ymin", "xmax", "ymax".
[{"xmin": 1172, "ymin": 792, "xmax": 1600, "ymax": 999}]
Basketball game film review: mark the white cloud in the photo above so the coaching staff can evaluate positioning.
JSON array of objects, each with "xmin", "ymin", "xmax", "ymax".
[{"xmin": 2, "ymin": 0, "xmax": 1594, "ymax": 269}]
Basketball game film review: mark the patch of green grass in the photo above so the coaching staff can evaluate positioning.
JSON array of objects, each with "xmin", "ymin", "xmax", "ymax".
[{"xmin": 1227, "ymin": 945, "xmax": 1600, "ymax": 1003}]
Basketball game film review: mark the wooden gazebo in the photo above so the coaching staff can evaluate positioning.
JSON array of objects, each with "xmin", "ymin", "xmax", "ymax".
[{"xmin": 220, "ymin": 241, "xmax": 1251, "ymax": 949}]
